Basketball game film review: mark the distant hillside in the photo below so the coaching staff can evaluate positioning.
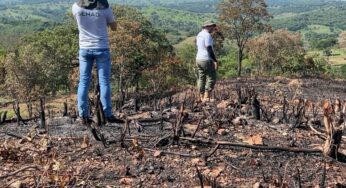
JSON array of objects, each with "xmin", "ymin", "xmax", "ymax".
[
  {"xmin": 268, "ymin": 0, "xmax": 346, "ymax": 45},
  {"xmin": 0, "ymin": 0, "xmax": 216, "ymax": 47},
  {"xmin": 1, "ymin": 0, "xmax": 346, "ymax": 47}
]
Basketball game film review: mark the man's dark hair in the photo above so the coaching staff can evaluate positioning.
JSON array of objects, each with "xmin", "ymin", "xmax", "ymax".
[{"xmin": 78, "ymin": 0, "xmax": 109, "ymax": 9}]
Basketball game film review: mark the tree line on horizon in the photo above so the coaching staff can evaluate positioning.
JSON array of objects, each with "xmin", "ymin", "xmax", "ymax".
[{"xmin": 0, "ymin": 0, "xmax": 343, "ymax": 107}]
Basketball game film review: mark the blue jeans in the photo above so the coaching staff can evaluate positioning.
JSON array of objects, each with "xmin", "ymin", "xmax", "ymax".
[{"xmin": 78, "ymin": 48, "xmax": 113, "ymax": 118}]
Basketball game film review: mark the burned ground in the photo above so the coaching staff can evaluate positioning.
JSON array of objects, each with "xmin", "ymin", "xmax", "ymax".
[{"xmin": 0, "ymin": 77, "xmax": 346, "ymax": 187}]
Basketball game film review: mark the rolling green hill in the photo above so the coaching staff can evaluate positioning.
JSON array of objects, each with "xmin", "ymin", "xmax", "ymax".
[
  {"xmin": 0, "ymin": 0, "xmax": 217, "ymax": 47},
  {"xmin": 2, "ymin": 0, "xmax": 346, "ymax": 48}
]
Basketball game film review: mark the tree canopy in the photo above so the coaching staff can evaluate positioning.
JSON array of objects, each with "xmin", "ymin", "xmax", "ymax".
[{"xmin": 218, "ymin": 0, "xmax": 272, "ymax": 76}]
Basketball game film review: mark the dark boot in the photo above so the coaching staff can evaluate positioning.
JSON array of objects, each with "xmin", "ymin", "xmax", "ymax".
[{"xmin": 106, "ymin": 115, "xmax": 125, "ymax": 123}]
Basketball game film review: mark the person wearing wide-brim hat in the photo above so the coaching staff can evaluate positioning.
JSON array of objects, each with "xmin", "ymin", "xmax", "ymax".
[
  {"xmin": 72, "ymin": 0, "xmax": 124, "ymax": 124},
  {"xmin": 195, "ymin": 20, "xmax": 218, "ymax": 102}
]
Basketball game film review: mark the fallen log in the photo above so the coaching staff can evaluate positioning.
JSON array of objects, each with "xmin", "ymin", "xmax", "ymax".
[
  {"xmin": 180, "ymin": 137, "xmax": 322, "ymax": 153},
  {"xmin": 143, "ymin": 148, "xmax": 201, "ymax": 158}
]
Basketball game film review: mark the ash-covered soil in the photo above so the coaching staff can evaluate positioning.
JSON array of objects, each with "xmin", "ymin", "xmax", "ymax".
[{"xmin": 0, "ymin": 77, "xmax": 346, "ymax": 187}]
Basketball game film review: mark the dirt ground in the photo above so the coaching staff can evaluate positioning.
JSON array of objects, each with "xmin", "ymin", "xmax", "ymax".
[{"xmin": 0, "ymin": 77, "xmax": 346, "ymax": 187}]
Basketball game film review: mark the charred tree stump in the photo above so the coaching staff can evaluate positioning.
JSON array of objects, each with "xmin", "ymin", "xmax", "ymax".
[
  {"xmin": 40, "ymin": 97, "xmax": 46, "ymax": 130},
  {"xmin": 13, "ymin": 101, "xmax": 22, "ymax": 126},
  {"xmin": 26, "ymin": 102, "xmax": 33, "ymax": 119},
  {"xmin": 134, "ymin": 84, "xmax": 139, "ymax": 112},
  {"xmin": 95, "ymin": 84, "xmax": 106, "ymax": 127},
  {"xmin": 252, "ymin": 94, "xmax": 260, "ymax": 120},
  {"xmin": 118, "ymin": 91, "xmax": 125, "ymax": 112},
  {"xmin": 63, "ymin": 99, "xmax": 68, "ymax": 117},
  {"xmin": 95, "ymin": 98, "xmax": 103, "ymax": 127},
  {"xmin": 282, "ymin": 96, "xmax": 289, "ymax": 123},
  {"xmin": 160, "ymin": 105, "xmax": 164, "ymax": 131},
  {"xmin": 322, "ymin": 100, "xmax": 344, "ymax": 159},
  {"xmin": 173, "ymin": 100, "xmax": 188, "ymax": 143},
  {"xmin": 70, "ymin": 107, "xmax": 77, "ymax": 119}
]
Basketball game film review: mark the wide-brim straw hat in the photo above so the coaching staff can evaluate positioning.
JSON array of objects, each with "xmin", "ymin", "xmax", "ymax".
[{"xmin": 202, "ymin": 20, "xmax": 216, "ymax": 28}]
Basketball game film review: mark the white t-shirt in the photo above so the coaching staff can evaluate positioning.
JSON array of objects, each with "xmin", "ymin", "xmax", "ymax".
[
  {"xmin": 72, "ymin": 3, "xmax": 115, "ymax": 49},
  {"xmin": 196, "ymin": 29, "xmax": 214, "ymax": 61}
]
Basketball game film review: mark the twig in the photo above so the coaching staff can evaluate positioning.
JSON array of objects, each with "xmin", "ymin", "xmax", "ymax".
[
  {"xmin": 320, "ymin": 160, "xmax": 327, "ymax": 188},
  {"xmin": 4, "ymin": 132, "xmax": 25, "ymax": 139},
  {"xmin": 0, "ymin": 165, "xmax": 41, "ymax": 179},
  {"xmin": 296, "ymin": 167, "xmax": 301, "ymax": 188},
  {"xmin": 4, "ymin": 132, "xmax": 39, "ymax": 146},
  {"xmin": 34, "ymin": 175, "xmax": 42, "ymax": 188},
  {"xmin": 5, "ymin": 175, "xmax": 32, "ymax": 188},
  {"xmin": 308, "ymin": 124, "xmax": 346, "ymax": 142},
  {"xmin": 206, "ymin": 144, "xmax": 220, "ymax": 159},
  {"xmin": 224, "ymin": 161, "xmax": 241, "ymax": 172},
  {"xmin": 281, "ymin": 160, "xmax": 293, "ymax": 188},
  {"xmin": 144, "ymin": 148, "xmax": 201, "ymax": 158},
  {"xmin": 195, "ymin": 165, "xmax": 204, "ymax": 188},
  {"xmin": 308, "ymin": 124, "xmax": 326, "ymax": 138},
  {"xmin": 180, "ymin": 137, "xmax": 322, "ymax": 153},
  {"xmin": 192, "ymin": 118, "xmax": 203, "ymax": 138}
]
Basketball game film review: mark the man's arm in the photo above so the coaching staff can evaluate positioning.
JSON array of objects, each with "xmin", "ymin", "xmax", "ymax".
[
  {"xmin": 207, "ymin": 46, "xmax": 217, "ymax": 62},
  {"xmin": 109, "ymin": 22, "xmax": 117, "ymax": 31},
  {"xmin": 207, "ymin": 46, "xmax": 218, "ymax": 70}
]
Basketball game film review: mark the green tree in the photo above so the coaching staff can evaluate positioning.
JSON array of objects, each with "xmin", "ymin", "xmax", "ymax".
[
  {"xmin": 311, "ymin": 38, "xmax": 337, "ymax": 50},
  {"xmin": 21, "ymin": 22, "xmax": 79, "ymax": 95},
  {"xmin": 218, "ymin": 0, "xmax": 272, "ymax": 76},
  {"xmin": 4, "ymin": 45, "xmax": 46, "ymax": 103},
  {"xmin": 109, "ymin": 6, "xmax": 173, "ymax": 95},
  {"xmin": 247, "ymin": 29, "xmax": 305, "ymax": 75},
  {"xmin": 4, "ymin": 20, "xmax": 78, "ymax": 105},
  {"xmin": 176, "ymin": 38, "xmax": 197, "ymax": 84}
]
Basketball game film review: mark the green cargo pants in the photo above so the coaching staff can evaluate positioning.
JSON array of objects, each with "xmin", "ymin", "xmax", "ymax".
[{"xmin": 196, "ymin": 59, "xmax": 216, "ymax": 94}]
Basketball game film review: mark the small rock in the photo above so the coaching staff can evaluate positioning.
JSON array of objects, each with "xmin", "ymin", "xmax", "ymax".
[
  {"xmin": 232, "ymin": 116, "xmax": 247, "ymax": 126},
  {"xmin": 9, "ymin": 181, "xmax": 22, "ymax": 188},
  {"xmin": 147, "ymin": 165, "xmax": 155, "ymax": 174},
  {"xmin": 119, "ymin": 178, "xmax": 133, "ymax": 185},
  {"xmin": 217, "ymin": 129, "xmax": 227, "ymax": 136},
  {"xmin": 184, "ymin": 124, "xmax": 198, "ymax": 134},
  {"xmin": 288, "ymin": 79, "xmax": 302, "ymax": 88},
  {"xmin": 36, "ymin": 128, "xmax": 47, "ymax": 134},
  {"xmin": 81, "ymin": 135, "xmax": 89, "ymax": 149},
  {"xmin": 191, "ymin": 158, "xmax": 202, "ymax": 165},
  {"xmin": 240, "ymin": 105, "xmax": 250, "ymax": 114},
  {"xmin": 140, "ymin": 105, "xmax": 153, "ymax": 111},
  {"xmin": 191, "ymin": 158, "xmax": 206, "ymax": 166},
  {"xmin": 217, "ymin": 100, "xmax": 230, "ymax": 109},
  {"xmin": 153, "ymin": 151, "xmax": 162, "ymax": 158},
  {"xmin": 272, "ymin": 117, "xmax": 280, "ymax": 124},
  {"xmin": 253, "ymin": 182, "xmax": 263, "ymax": 188},
  {"xmin": 167, "ymin": 175, "xmax": 175, "ymax": 182},
  {"xmin": 150, "ymin": 111, "xmax": 159, "ymax": 117}
]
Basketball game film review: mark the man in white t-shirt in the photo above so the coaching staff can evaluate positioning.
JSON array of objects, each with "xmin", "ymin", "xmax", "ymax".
[
  {"xmin": 196, "ymin": 20, "xmax": 218, "ymax": 102},
  {"xmin": 73, "ymin": 0, "xmax": 123, "ymax": 124}
]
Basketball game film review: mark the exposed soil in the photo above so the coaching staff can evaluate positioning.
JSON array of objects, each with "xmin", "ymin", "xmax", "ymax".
[{"xmin": 0, "ymin": 77, "xmax": 346, "ymax": 187}]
